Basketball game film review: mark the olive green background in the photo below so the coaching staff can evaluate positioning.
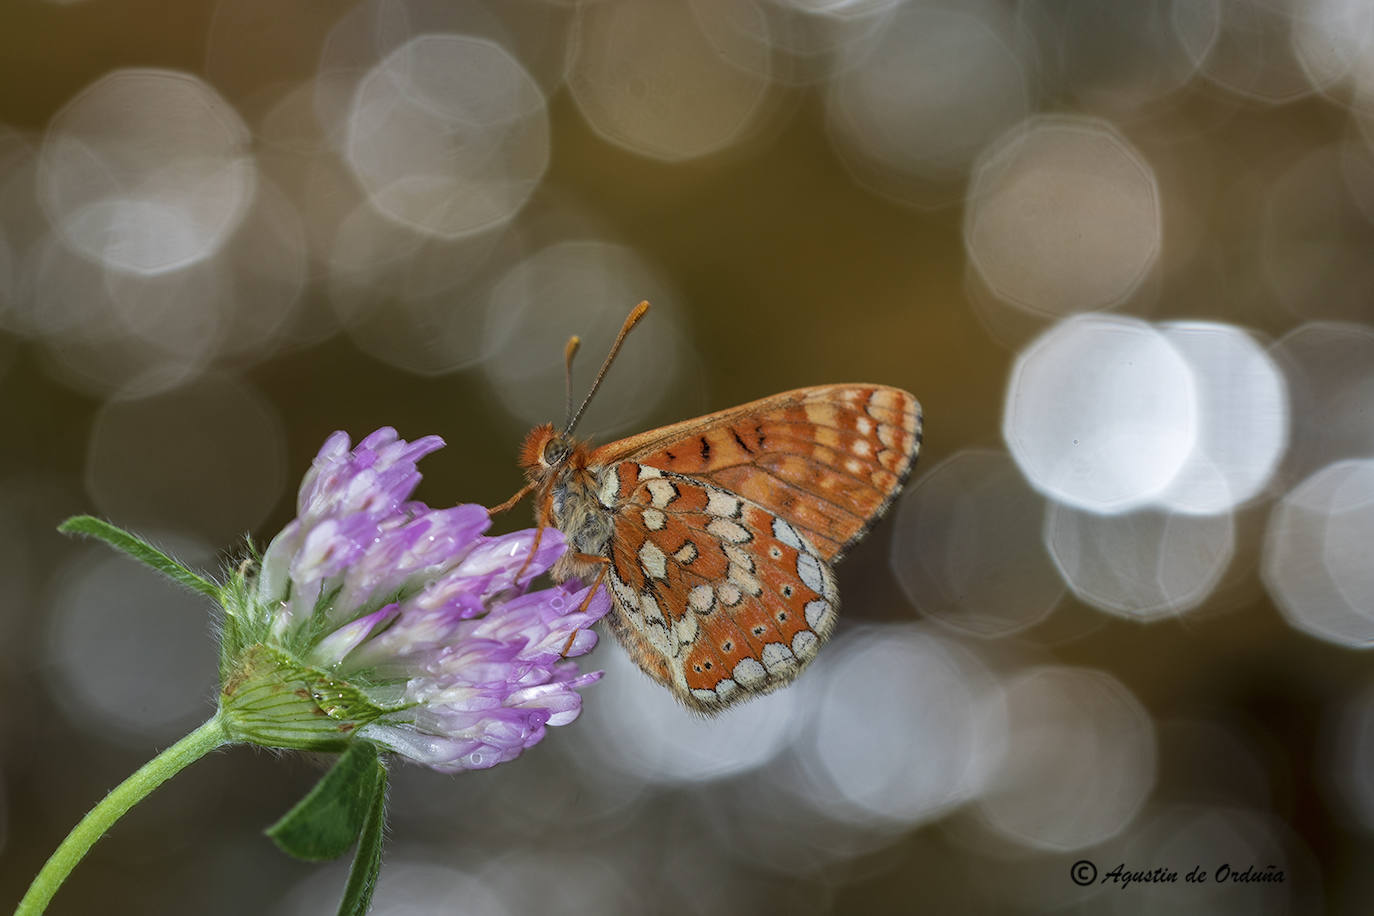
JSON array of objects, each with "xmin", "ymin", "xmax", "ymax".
[{"xmin": 2, "ymin": 2, "xmax": 1372, "ymax": 914}]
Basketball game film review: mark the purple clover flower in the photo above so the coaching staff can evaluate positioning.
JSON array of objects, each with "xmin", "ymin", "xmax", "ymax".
[{"xmin": 236, "ymin": 428, "xmax": 609, "ymax": 773}]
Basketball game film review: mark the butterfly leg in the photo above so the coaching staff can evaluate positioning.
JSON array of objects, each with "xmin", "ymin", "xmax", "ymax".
[
  {"xmin": 560, "ymin": 554, "xmax": 610, "ymax": 658},
  {"xmin": 512, "ymin": 523, "xmax": 547, "ymax": 588},
  {"xmin": 488, "ymin": 480, "xmax": 536, "ymax": 517}
]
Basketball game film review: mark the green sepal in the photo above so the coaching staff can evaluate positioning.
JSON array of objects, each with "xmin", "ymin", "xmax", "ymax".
[
  {"xmin": 57, "ymin": 515, "xmax": 221, "ymax": 601},
  {"xmin": 337, "ymin": 757, "xmax": 388, "ymax": 916},
  {"xmin": 267, "ymin": 742, "xmax": 383, "ymax": 861},
  {"xmin": 219, "ymin": 644, "xmax": 386, "ymax": 751},
  {"xmin": 216, "ymin": 558, "xmax": 266, "ymax": 684}
]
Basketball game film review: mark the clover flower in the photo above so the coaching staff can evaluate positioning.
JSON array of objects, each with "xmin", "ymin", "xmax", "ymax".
[
  {"xmin": 22, "ymin": 428, "xmax": 612, "ymax": 915},
  {"xmin": 219, "ymin": 427, "xmax": 611, "ymax": 772}
]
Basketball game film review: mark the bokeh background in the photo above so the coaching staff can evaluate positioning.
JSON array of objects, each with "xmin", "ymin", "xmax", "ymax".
[{"xmin": 3, "ymin": 0, "xmax": 1374, "ymax": 913}]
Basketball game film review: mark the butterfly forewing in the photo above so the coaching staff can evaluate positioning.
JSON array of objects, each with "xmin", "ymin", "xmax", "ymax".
[
  {"xmin": 602, "ymin": 464, "xmax": 838, "ymax": 711},
  {"xmin": 591, "ymin": 385, "xmax": 922, "ymax": 560}
]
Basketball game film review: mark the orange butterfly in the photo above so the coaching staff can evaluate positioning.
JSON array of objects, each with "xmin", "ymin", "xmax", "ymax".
[{"xmin": 496, "ymin": 302, "xmax": 922, "ymax": 712}]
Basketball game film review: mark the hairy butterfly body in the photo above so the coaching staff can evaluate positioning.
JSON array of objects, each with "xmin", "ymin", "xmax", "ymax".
[{"xmin": 511, "ymin": 304, "xmax": 922, "ymax": 713}]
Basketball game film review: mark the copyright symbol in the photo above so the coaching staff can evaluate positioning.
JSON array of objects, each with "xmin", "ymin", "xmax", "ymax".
[{"xmin": 1070, "ymin": 860, "xmax": 1097, "ymax": 886}]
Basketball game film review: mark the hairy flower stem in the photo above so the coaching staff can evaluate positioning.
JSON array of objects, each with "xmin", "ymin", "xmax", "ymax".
[{"xmin": 15, "ymin": 716, "xmax": 230, "ymax": 916}]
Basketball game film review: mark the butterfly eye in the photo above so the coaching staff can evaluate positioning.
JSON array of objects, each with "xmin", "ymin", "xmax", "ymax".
[{"xmin": 543, "ymin": 439, "xmax": 571, "ymax": 466}]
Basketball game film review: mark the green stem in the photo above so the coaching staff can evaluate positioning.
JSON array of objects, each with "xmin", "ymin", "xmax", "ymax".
[{"xmin": 15, "ymin": 716, "xmax": 230, "ymax": 916}]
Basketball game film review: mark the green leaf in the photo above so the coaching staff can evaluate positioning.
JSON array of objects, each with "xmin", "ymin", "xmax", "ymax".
[
  {"xmin": 337, "ymin": 758, "xmax": 388, "ymax": 916},
  {"xmin": 58, "ymin": 515, "xmax": 220, "ymax": 601},
  {"xmin": 267, "ymin": 742, "xmax": 382, "ymax": 861}
]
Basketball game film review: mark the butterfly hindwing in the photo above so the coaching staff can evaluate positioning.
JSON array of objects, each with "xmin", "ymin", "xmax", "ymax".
[
  {"xmin": 601, "ymin": 463, "xmax": 838, "ymax": 712},
  {"xmin": 591, "ymin": 385, "xmax": 921, "ymax": 560}
]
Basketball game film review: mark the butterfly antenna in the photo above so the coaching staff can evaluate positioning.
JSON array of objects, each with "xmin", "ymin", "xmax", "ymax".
[
  {"xmin": 562, "ymin": 334, "xmax": 581, "ymax": 430},
  {"xmin": 564, "ymin": 300, "xmax": 650, "ymax": 435}
]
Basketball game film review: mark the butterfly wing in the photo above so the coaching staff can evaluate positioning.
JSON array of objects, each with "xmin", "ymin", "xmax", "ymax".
[
  {"xmin": 589, "ymin": 385, "xmax": 921, "ymax": 560},
  {"xmin": 600, "ymin": 463, "xmax": 838, "ymax": 713}
]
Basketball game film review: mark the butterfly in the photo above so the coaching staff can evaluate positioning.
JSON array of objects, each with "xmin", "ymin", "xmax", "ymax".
[{"xmin": 496, "ymin": 302, "xmax": 922, "ymax": 713}]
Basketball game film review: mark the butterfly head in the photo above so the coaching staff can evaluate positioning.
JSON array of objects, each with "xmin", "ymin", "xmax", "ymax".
[{"xmin": 519, "ymin": 423, "xmax": 583, "ymax": 483}]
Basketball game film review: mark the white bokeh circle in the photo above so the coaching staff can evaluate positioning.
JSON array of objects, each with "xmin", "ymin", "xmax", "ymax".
[
  {"xmin": 345, "ymin": 35, "xmax": 549, "ymax": 239},
  {"xmin": 39, "ymin": 69, "xmax": 256, "ymax": 275},
  {"xmin": 1003, "ymin": 314, "xmax": 1198, "ymax": 513}
]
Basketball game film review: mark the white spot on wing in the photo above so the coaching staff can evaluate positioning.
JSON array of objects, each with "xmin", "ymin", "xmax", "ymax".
[
  {"xmin": 723, "ymin": 544, "xmax": 754, "ymax": 573},
  {"xmin": 640, "ymin": 591, "xmax": 666, "ymax": 625},
  {"xmin": 644, "ymin": 620, "xmax": 673, "ymax": 655},
  {"xmin": 692, "ymin": 688, "xmax": 719, "ymax": 704},
  {"xmin": 733, "ymin": 657, "xmax": 766, "ymax": 688},
  {"xmin": 611, "ymin": 572, "xmax": 639, "ymax": 611},
  {"xmin": 717, "ymin": 582, "xmax": 742, "ymax": 607},
  {"xmin": 597, "ymin": 470, "xmax": 619, "ymax": 508},
  {"xmin": 707, "ymin": 490, "xmax": 741, "ymax": 517},
  {"xmin": 645, "ymin": 478, "xmax": 676, "ymax": 508},
  {"xmin": 728, "ymin": 564, "xmax": 761, "ymax": 597},
  {"xmin": 637, "ymin": 465, "xmax": 663, "ymax": 480},
  {"xmin": 675, "ymin": 614, "xmax": 699, "ymax": 644},
  {"xmin": 856, "ymin": 416, "xmax": 874, "ymax": 436},
  {"xmin": 689, "ymin": 584, "xmax": 715, "ymax": 613},
  {"xmin": 853, "ymin": 439, "xmax": 873, "ymax": 458},
  {"xmin": 715, "ymin": 678, "xmax": 739, "ymax": 701},
  {"xmin": 642, "ymin": 507, "xmax": 666, "ymax": 530},
  {"xmin": 638, "ymin": 540, "xmax": 668, "ymax": 580},
  {"xmin": 673, "ymin": 541, "xmax": 698, "ymax": 564},
  {"xmin": 706, "ymin": 518, "xmax": 750, "ymax": 543},
  {"xmin": 772, "ymin": 517, "xmax": 804, "ymax": 550},
  {"xmin": 805, "ymin": 599, "xmax": 829, "ymax": 629},
  {"xmin": 792, "ymin": 630, "xmax": 819, "ymax": 660},
  {"xmin": 796, "ymin": 552, "xmax": 825, "ymax": 593},
  {"xmin": 761, "ymin": 642, "xmax": 796, "ymax": 674}
]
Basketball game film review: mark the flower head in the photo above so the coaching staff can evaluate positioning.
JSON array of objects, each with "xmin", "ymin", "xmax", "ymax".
[{"xmin": 219, "ymin": 428, "xmax": 609, "ymax": 773}]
